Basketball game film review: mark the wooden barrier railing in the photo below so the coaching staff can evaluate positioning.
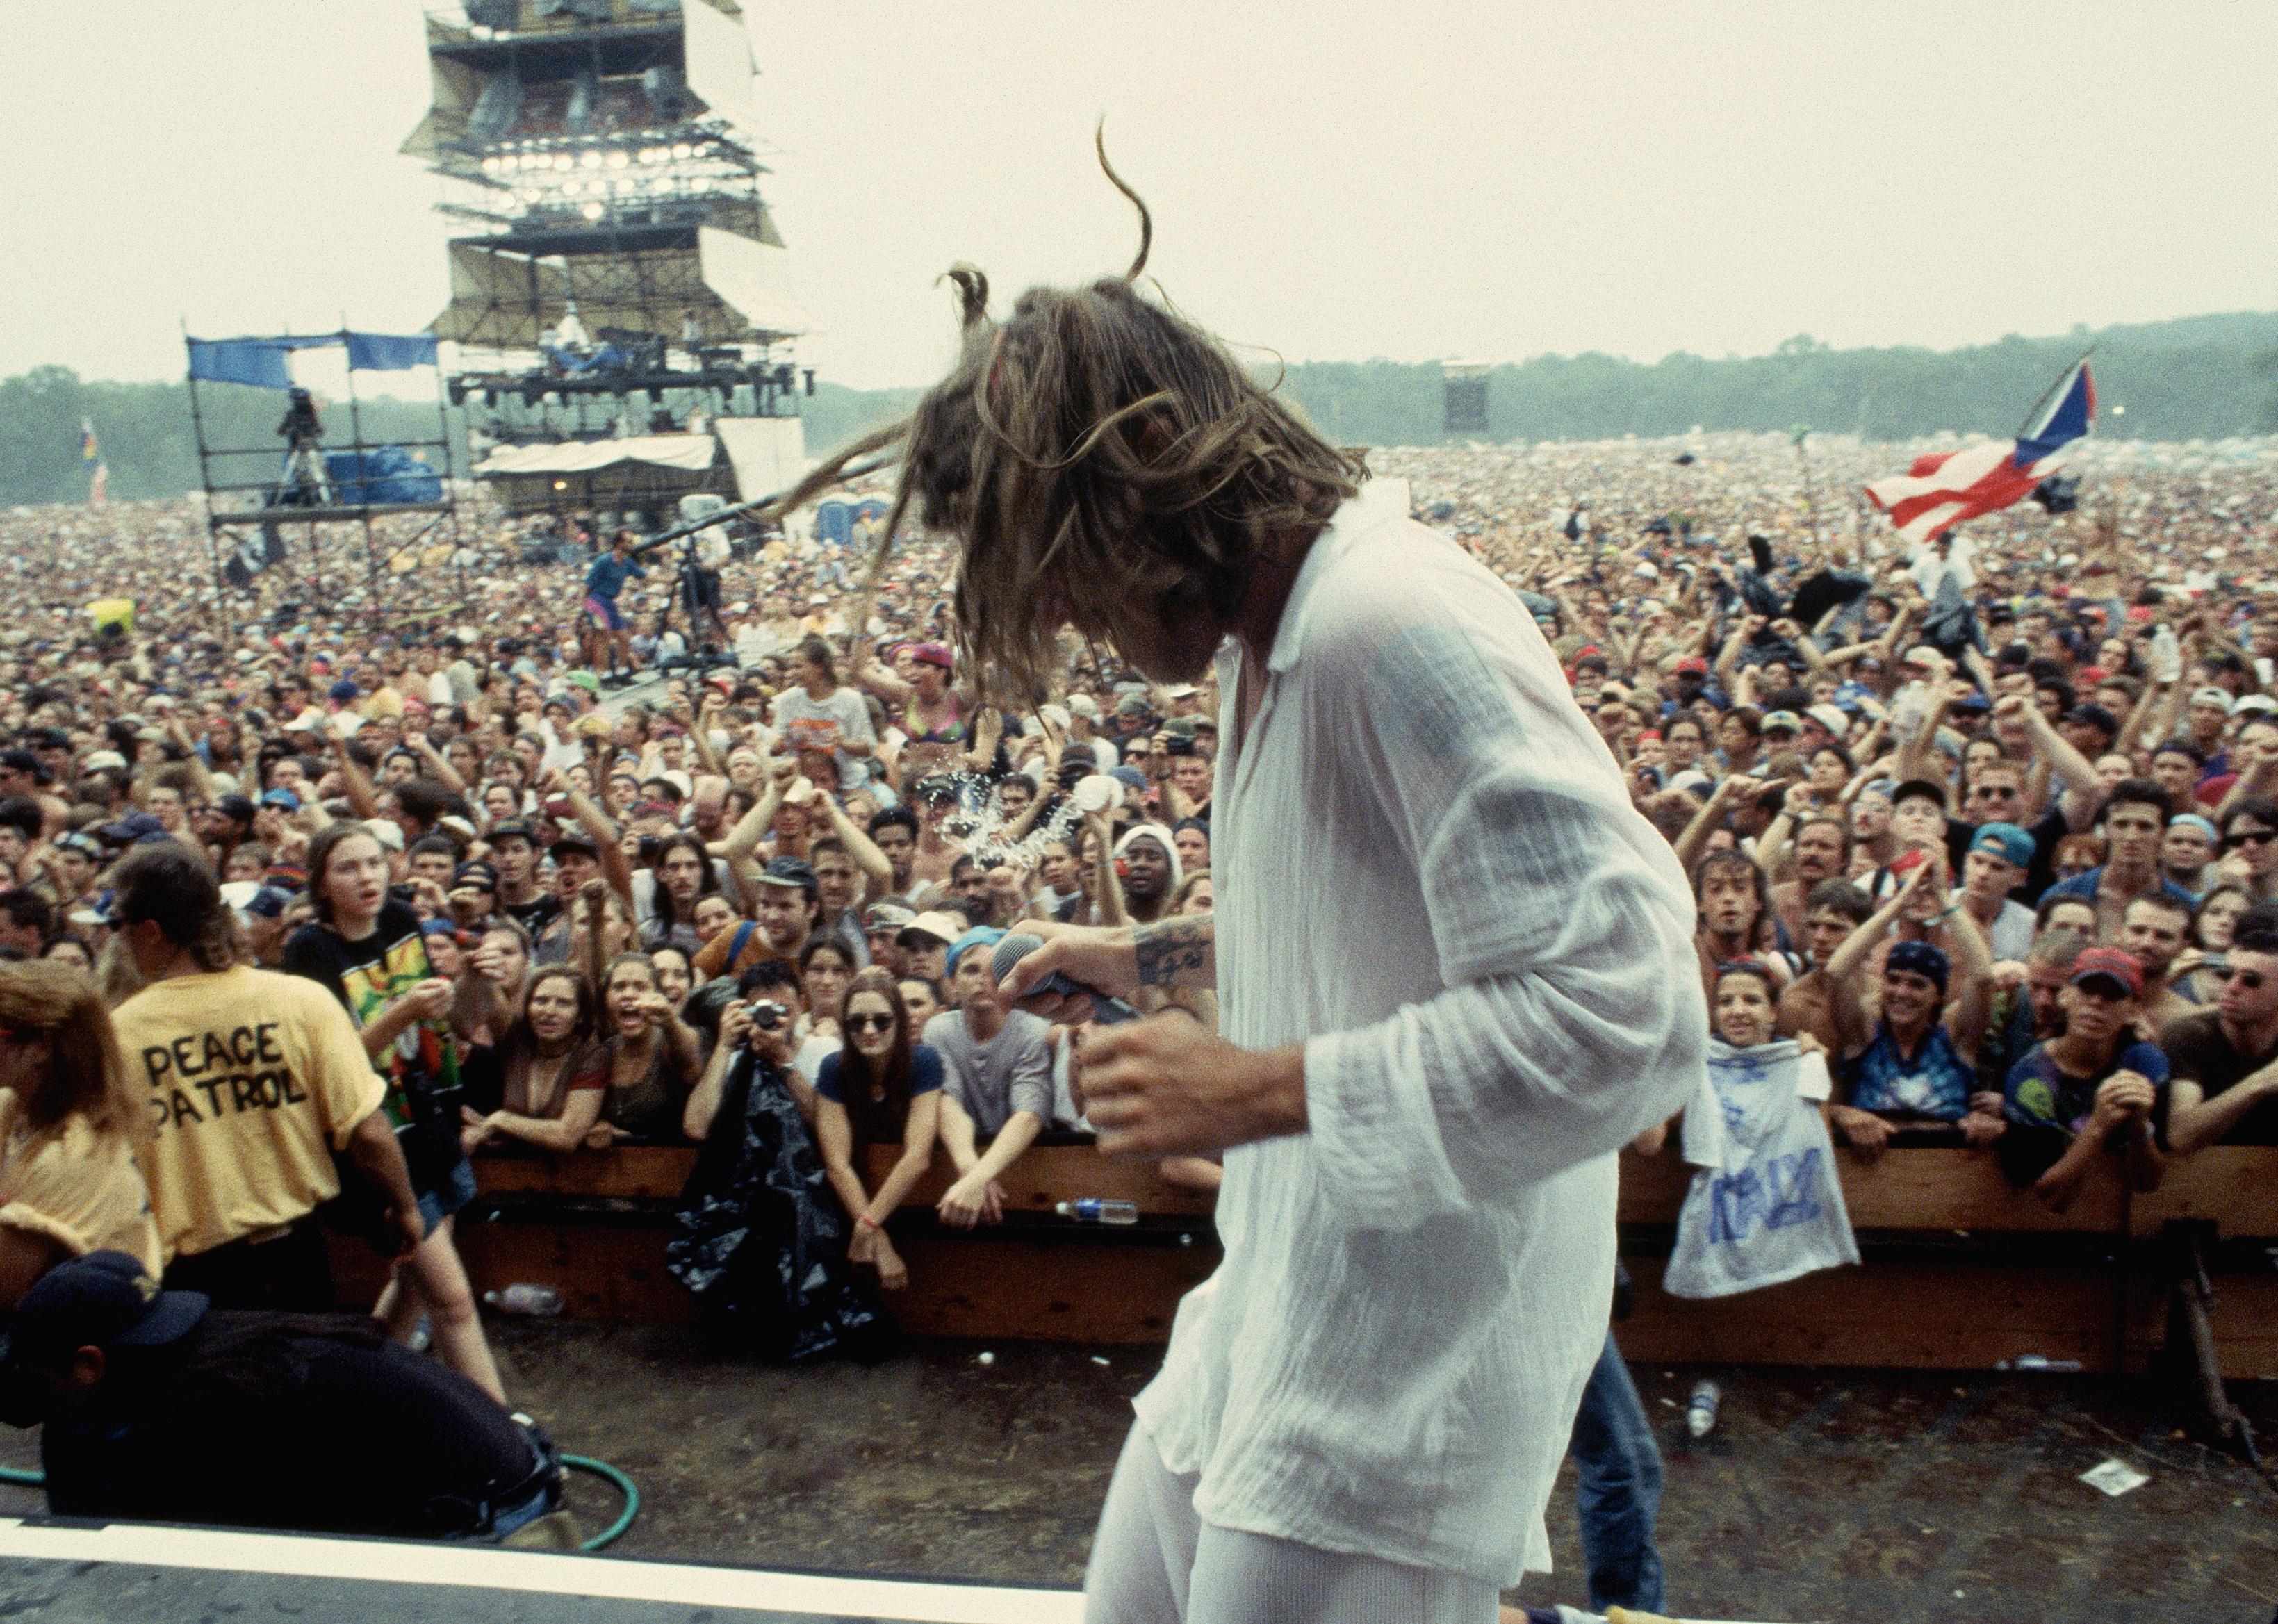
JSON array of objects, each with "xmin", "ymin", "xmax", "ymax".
[{"xmin": 331, "ymin": 1140, "xmax": 2276, "ymax": 1371}]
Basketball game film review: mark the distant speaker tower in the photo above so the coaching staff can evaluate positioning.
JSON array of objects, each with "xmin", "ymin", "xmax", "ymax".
[{"xmin": 1441, "ymin": 359, "xmax": 1489, "ymax": 438}]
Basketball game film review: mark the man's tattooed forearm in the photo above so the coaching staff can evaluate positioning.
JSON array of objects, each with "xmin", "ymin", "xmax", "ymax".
[{"xmin": 1133, "ymin": 915, "xmax": 1215, "ymax": 987}]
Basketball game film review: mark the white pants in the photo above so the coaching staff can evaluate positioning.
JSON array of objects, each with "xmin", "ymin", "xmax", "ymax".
[{"xmin": 1083, "ymin": 1424, "xmax": 1499, "ymax": 1624}]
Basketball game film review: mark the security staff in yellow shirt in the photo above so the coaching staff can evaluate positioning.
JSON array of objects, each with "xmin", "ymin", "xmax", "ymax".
[{"xmin": 104, "ymin": 845, "xmax": 423, "ymax": 1311}]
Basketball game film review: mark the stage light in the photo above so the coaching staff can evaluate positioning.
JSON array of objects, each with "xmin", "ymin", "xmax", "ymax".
[
  {"xmin": 580, "ymin": 202, "xmax": 604, "ymax": 220},
  {"xmin": 607, "ymin": 151, "xmax": 630, "ymax": 169},
  {"xmin": 580, "ymin": 149, "xmax": 603, "ymax": 170},
  {"xmin": 552, "ymin": 154, "xmax": 573, "ymax": 172},
  {"xmin": 519, "ymin": 188, "xmax": 542, "ymax": 202},
  {"xmin": 480, "ymin": 156, "xmax": 502, "ymax": 174},
  {"xmin": 563, "ymin": 178, "xmax": 583, "ymax": 195},
  {"xmin": 672, "ymin": 142, "xmax": 694, "ymax": 160}
]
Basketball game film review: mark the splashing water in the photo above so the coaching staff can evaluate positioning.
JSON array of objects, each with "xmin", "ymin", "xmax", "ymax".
[{"xmin": 930, "ymin": 770, "xmax": 1088, "ymax": 874}]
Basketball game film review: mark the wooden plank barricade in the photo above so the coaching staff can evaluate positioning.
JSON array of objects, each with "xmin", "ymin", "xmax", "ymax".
[{"xmin": 329, "ymin": 1142, "xmax": 2277, "ymax": 1375}]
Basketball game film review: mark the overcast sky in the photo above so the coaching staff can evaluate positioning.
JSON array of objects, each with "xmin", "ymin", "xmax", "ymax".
[{"xmin": 5, "ymin": 2, "xmax": 2272, "ymax": 391}]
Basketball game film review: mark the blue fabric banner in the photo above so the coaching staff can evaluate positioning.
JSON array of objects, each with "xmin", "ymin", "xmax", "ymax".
[
  {"xmin": 344, "ymin": 331, "xmax": 439, "ymax": 372},
  {"xmin": 189, "ymin": 331, "xmax": 436, "ymax": 388},
  {"xmin": 186, "ymin": 339, "xmax": 299, "ymax": 391}
]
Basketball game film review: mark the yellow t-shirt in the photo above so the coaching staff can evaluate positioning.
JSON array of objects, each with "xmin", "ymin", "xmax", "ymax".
[
  {"xmin": 110, "ymin": 966, "xmax": 386, "ymax": 1261},
  {"xmin": 0, "ymin": 1093, "xmax": 163, "ymax": 1279}
]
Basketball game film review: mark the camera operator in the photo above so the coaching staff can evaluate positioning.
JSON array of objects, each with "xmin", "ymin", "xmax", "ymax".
[
  {"xmin": 0, "ymin": 1252, "xmax": 566, "ymax": 1543},
  {"xmin": 667, "ymin": 985, "xmax": 887, "ymax": 1363}
]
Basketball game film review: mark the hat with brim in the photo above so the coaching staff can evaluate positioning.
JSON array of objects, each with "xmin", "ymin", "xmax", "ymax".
[
  {"xmin": 896, "ymin": 910, "xmax": 964, "ymax": 949},
  {"xmin": 2068, "ymin": 946, "xmax": 2144, "ymax": 999},
  {"xmin": 3, "ymin": 1251, "xmax": 206, "ymax": 1372}
]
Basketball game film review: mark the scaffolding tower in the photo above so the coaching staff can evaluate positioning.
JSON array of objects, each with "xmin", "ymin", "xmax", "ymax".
[
  {"xmin": 405, "ymin": 0, "xmax": 810, "ymax": 525},
  {"xmin": 183, "ymin": 327, "xmax": 465, "ymax": 640}
]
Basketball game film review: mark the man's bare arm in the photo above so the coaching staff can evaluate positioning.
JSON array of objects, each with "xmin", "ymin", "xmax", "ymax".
[{"xmin": 1133, "ymin": 914, "xmax": 1215, "ymax": 990}]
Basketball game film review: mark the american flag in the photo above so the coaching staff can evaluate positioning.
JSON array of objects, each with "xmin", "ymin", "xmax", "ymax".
[{"xmin": 1865, "ymin": 360, "xmax": 2095, "ymax": 544}]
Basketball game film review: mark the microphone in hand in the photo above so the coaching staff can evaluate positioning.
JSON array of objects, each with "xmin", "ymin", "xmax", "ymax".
[{"xmin": 992, "ymin": 931, "xmax": 1140, "ymax": 1026}]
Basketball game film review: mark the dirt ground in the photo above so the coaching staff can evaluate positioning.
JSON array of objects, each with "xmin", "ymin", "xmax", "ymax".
[{"xmin": 1, "ymin": 1321, "xmax": 2272, "ymax": 1623}]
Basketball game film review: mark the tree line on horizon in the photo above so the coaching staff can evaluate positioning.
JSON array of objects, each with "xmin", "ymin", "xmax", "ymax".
[{"xmin": 6, "ymin": 311, "xmax": 2273, "ymax": 509}]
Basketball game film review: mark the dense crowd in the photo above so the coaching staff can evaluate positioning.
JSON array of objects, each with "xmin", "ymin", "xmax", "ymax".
[{"xmin": 1, "ymin": 426, "xmax": 2276, "ymax": 1400}]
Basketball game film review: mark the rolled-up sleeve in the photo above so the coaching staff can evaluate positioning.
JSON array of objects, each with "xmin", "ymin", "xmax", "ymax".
[{"xmin": 1297, "ymin": 591, "xmax": 1705, "ymax": 1231}]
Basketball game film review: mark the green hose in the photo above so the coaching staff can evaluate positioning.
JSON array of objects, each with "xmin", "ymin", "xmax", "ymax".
[
  {"xmin": 562, "ymin": 1454, "xmax": 639, "ymax": 1550},
  {"xmin": 0, "ymin": 1457, "xmax": 639, "ymax": 1551}
]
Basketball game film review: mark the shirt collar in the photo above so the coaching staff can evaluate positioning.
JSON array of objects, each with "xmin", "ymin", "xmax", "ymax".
[{"xmin": 1265, "ymin": 478, "xmax": 1411, "ymax": 676}]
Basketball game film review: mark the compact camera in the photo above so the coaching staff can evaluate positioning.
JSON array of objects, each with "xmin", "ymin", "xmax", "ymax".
[{"xmin": 745, "ymin": 1001, "xmax": 788, "ymax": 1033}]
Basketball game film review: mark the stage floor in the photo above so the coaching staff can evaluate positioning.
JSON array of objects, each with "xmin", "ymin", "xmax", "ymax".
[
  {"xmin": 0, "ymin": 1519, "xmax": 1080, "ymax": 1623},
  {"xmin": 0, "ymin": 1327, "xmax": 2267, "ymax": 1623}
]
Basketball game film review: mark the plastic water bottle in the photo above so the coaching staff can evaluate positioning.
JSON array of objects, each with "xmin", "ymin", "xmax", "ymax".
[
  {"xmin": 2150, "ymin": 624, "xmax": 2183, "ymax": 684},
  {"xmin": 1687, "ymin": 1379, "xmax": 1721, "ymax": 1438},
  {"xmin": 484, "ymin": 1283, "xmax": 564, "ymax": 1317},
  {"xmin": 1056, "ymin": 1199, "xmax": 1140, "ymax": 1226}
]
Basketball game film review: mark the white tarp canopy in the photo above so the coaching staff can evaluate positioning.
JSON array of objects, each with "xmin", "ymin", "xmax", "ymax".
[
  {"xmin": 682, "ymin": 0, "xmax": 757, "ymax": 133},
  {"xmin": 473, "ymin": 435, "xmax": 717, "ymax": 477},
  {"xmin": 712, "ymin": 415, "xmax": 809, "ymax": 500},
  {"xmin": 696, "ymin": 227, "xmax": 812, "ymax": 341}
]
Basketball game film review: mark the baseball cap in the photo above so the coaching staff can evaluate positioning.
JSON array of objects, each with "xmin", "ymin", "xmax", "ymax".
[
  {"xmin": 1760, "ymin": 710, "xmax": 1803, "ymax": 735},
  {"xmin": 946, "ymin": 926, "xmax": 1006, "ymax": 976},
  {"xmin": 1805, "ymin": 703, "xmax": 1850, "ymax": 738},
  {"xmin": 2069, "ymin": 945, "xmax": 2144, "ymax": 999},
  {"xmin": 862, "ymin": 902, "xmax": 916, "ymax": 933},
  {"xmin": 1108, "ymin": 765, "xmax": 1148, "ymax": 794},
  {"xmin": 2234, "ymin": 694, "xmax": 2278, "ymax": 718},
  {"xmin": 452, "ymin": 860, "xmax": 500, "ymax": 891},
  {"xmin": 2063, "ymin": 702, "xmax": 2120, "ymax": 737},
  {"xmin": 486, "ymin": 817, "xmax": 539, "ymax": 847},
  {"xmin": 2189, "ymin": 686, "xmax": 2236, "ymax": 714},
  {"xmin": 1675, "ymin": 656, "xmax": 1710, "ymax": 676},
  {"xmin": 97, "ymin": 812, "xmax": 167, "ymax": 846},
  {"xmin": 1968, "ymin": 821, "xmax": 2034, "ymax": 869},
  {"xmin": 907, "ymin": 642, "xmax": 955, "ymax": 671},
  {"xmin": 565, "ymin": 670, "xmax": 602, "ymax": 696},
  {"xmin": 213, "ymin": 793, "xmax": 256, "ymax": 824},
  {"xmin": 549, "ymin": 828, "xmax": 599, "ymax": 860},
  {"xmin": 81, "ymin": 750, "xmax": 130, "ymax": 773},
  {"xmin": 0, "ymin": 748, "xmax": 51, "ymax": 785},
  {"xmin": 3, "ymin": 1251, "xmax": 206, "ymax": 1373},
  {"xmin": 896, "ymin": 910, "xmax": 963, "ymax": 949},
  {"xmin": 327, "ymin": 678, "xmax": 359, "ymax": 703},
  {"xmin": 755, "ymin": 855, "xmax": 817, "ymax": 895},
  {"xmin": 1890, "ymin": 778, "xmax": 1949, "ymax": 812},
  {"xmin": 363, "ymin": 819, "xmax": 405, "ymax": 853},
  {"xmin": 241, "ymin": 884, "xmax": 297, "ymax": 921}
]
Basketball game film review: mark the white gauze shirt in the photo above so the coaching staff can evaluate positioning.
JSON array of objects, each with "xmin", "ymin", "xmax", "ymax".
[{"xmin": 1130, "ymin": 478, "xmax": 1705, "ymax": 1586}]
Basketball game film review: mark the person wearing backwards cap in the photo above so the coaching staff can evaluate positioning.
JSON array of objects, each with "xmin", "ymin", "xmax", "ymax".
[
  {"xmin": 924, "ymin": 927, "xmax": 1051, "ymax": 1231},
  {"xmin": 0, "ymin": 1250, "xmax": 566, "ymax": 1541},
  {"xmin": 1818, "ymin": 860, "xmax": 2002, "ymax": 1158},
  {"xmin": 1999, "ymin": 946, "xmax": 2168, "ymax": 1209},
  {"xmin": 1953, "ymin": 823, "xmax": 2038, "ymax": 962}
]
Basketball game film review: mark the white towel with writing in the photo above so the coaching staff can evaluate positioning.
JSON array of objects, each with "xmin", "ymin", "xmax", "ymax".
[{"xmin": 1664, "ymin": 1038, "xmax": 1860, "ymax": 1299}]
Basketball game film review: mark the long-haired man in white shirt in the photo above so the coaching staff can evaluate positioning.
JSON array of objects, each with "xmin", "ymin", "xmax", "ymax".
[{"xmin": 778, "ymin": 153, "xmax": 1706, "ymax": 1624}]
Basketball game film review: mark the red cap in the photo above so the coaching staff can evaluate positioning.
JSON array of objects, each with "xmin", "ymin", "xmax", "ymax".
[
  {"xmin": 2068, "ymin": 946, "xmax": 2144, "ymax": 998},
  {"xmin": 1675, "ymin": 656, "xmax": 1710, "ymax": 675}
]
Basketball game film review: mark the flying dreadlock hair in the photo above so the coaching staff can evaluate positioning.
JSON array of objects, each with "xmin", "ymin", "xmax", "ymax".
[{"xmin": 755, "ymin": 127, "xmax": 1366, "ymax": 699}]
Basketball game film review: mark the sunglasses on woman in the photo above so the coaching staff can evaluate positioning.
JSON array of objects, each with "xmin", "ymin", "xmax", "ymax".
[
  {"xmin": 2216, "ymin": 967, "xmax": 2267, "ymax": 990},
  {"xmin": 845, "ymin": 1014, "xmax": 896, "ymax": 1035},
  {"xmin": 2225, "ymin": 829, "xmax": 2276, "ymax": 850}
]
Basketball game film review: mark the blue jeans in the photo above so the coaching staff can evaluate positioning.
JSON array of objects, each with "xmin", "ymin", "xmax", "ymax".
[{"xmin": 1571, "ymin": 1332, "xmax": 1664, "ymax": 1612}]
